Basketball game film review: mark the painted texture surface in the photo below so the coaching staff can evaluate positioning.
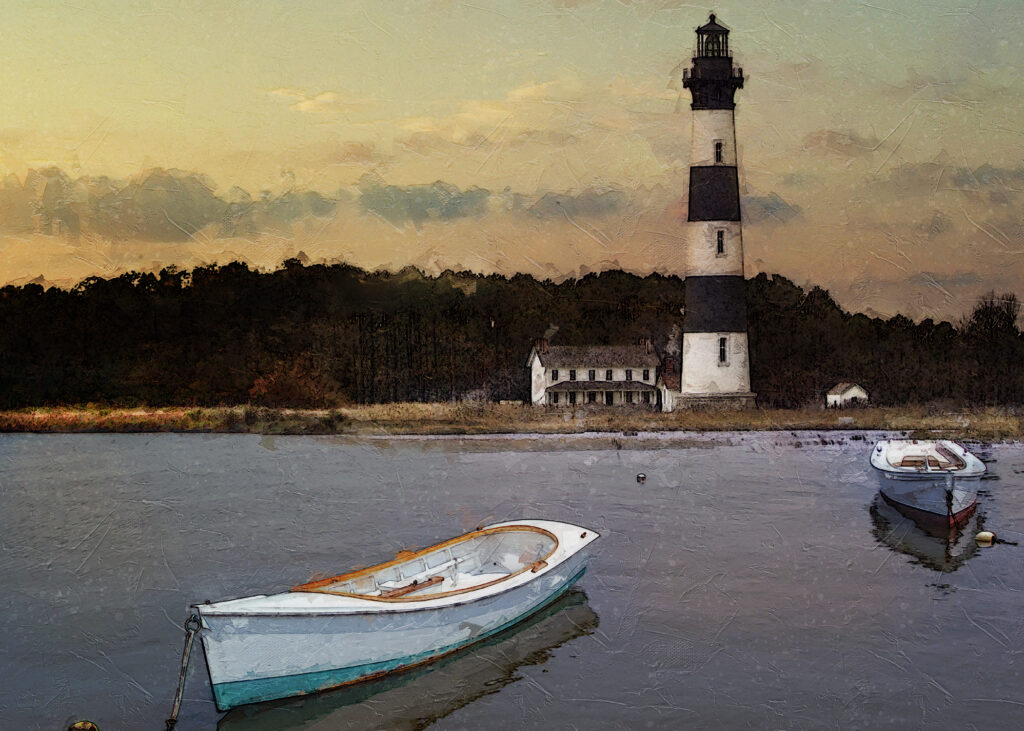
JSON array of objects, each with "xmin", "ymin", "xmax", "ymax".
[
  {"xmin": 3, "ymin": 3, "xmax": 1024, "ymax": 727},
  {"xmin": 2, "ymin": 433, "xmax": 1023, "ymax": 728},
  {"xmin": 1, "ymin": 1, "xmax": 1022, "ymax": 321}
]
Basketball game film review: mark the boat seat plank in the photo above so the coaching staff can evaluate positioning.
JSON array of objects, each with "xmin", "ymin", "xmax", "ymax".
[
  {"xmin": 378, "ymin": 575, "xmax": 444, "ymax": 598},
  {"xmin": 898, "ymin": 456, "xmax": 926, "ymax": 468}
]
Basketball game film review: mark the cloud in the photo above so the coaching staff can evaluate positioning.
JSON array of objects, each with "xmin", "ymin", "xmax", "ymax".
[
  {"xmin": 357, "ymin": 175, "xmax": 490, "ymax": 225},
  {"xmin": 0, "ymin": 166, "xmax": 342, "ymax": 242},
  {"xmin": 519, "ymin": 188, "xmax": 627, "ymax": 219},
  {"xmin": 907, "ymin": 271, "xmax": 984, "ymax": 288},
  {"xmin": 743, "ymin": 192, "xmax": 801, "ymax": 223},
  {"xmin": 950, "ymin": 164, "xmax": 1024, "ymax": 190},
  {"xmin": 802, "ymin": 129, "xmax": 879, "ymax": 157},
  {"xmin": 267, "ymin": 88, "xmax": 376, "ymax": 114}
]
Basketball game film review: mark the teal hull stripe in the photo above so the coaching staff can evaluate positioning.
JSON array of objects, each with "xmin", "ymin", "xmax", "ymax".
[{"xmin": 213, "ymin": 567, "xmax": 586, "ymax": 710}]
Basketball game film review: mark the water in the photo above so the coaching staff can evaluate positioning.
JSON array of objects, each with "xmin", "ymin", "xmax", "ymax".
[{"xmin": 1, "ymin": 432, "xmax": 1023, "ymax": 729}]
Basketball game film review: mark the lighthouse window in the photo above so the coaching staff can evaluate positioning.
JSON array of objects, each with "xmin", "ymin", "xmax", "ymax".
[
  {"xmin": 718, "ymin": 337, "xmax": 728, "ymax": 365},
  {"xmin": 714, "ymin": 141, "xmax": 724, "ymax": 163},
  {"xmin": 716, "ymin": 230, "xmax": 726, "ymax": 256}
]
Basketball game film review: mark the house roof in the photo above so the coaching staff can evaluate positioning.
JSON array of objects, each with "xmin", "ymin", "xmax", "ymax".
[
  {"xmin": 827, "ymin": 382, "xmax": 867, "ymax": 396},
  {"xmin": 547, "ymin": 379, "xmax": 657, "ymax": 392},
  {"xmin": 534, "ymin": 344, "xmax": 660, "ymax": 368}
]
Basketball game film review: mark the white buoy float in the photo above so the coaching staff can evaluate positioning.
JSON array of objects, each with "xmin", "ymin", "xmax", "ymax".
[
  {"xmin": 975, "ymin": 531, "xmax": 996, "ymax": 546},
  {"xmin": 636, "ymin": 473, "xmax": 646, "ymax": 484}
]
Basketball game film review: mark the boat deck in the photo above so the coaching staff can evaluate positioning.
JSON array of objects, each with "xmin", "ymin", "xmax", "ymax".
[
  {"xmin": 884, "ymin": 442, "xmax": 967, "ymax": 472},
  {"xmin": 292, "ymin": 525, "xmax": 557, "ymax": 601}
]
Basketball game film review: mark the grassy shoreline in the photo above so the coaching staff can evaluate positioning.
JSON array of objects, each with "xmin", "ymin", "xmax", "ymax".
[{"xmin": 1, "ymin": 404, "xmax": 1022, "ymax": 441}]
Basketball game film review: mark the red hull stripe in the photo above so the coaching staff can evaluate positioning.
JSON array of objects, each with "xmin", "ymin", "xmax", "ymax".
[{"xmin": 879, "ymin": 490, "xmax": 977, "ymax": 530}]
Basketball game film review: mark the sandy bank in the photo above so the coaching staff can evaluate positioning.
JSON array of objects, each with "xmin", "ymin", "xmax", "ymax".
[{"xmin": 1, "ymin": 404, "xmax": 1021, "ymax": 442}]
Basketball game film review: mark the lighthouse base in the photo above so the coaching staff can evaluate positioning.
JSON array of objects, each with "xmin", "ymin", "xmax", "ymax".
[{"xmin": 671, "ymin": 392, "xmax": 756, "ymax": 411}]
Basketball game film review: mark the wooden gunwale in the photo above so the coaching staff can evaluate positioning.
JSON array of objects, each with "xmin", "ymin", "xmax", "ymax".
[{"xmin": 290, "ymin": 525, "xmax": 560, "ymax": 603}]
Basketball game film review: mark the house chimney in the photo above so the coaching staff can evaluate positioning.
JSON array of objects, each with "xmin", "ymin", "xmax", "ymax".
[{"xmin": 534, "ymin": 338, "xmax": 548, "ymax": 354}]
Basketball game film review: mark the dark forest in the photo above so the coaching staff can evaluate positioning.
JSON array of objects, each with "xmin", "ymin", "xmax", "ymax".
[{"xmin": 1, "ymin": 261, "xmax": 1020, "ymax": 409}]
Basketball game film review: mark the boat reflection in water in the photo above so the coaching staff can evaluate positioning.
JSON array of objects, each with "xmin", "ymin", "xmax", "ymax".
[
  {"xmin": 869, "ymin": 494, "xmax": 984, "ymax": 573},
  {"xmin": 217, "ymin": 588, "xmax": 598, "ymax": 730}
]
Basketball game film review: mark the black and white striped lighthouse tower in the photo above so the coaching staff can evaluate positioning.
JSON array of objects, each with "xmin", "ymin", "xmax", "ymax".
[{"xmin": 679, "ymin": 14, "xmax": 755, "ymax": 408}]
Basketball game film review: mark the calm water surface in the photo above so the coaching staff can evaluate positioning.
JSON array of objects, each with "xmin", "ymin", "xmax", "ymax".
[{"xmin": 1, "ymin": 432, "xmax": 1023, "ymax": 729}]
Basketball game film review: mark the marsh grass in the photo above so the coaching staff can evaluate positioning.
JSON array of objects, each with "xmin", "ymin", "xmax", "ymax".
[{"xmin": 1, "ymin": 403, "xmax": 1022, "ymax": 440}]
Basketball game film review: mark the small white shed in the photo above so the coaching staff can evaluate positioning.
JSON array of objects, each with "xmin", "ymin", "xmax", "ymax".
[{"xmin": 826, "ymin": 382, "xmax": 869, "ymax": 408}]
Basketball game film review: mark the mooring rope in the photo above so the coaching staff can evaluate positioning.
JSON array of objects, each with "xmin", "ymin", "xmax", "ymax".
[{"xmin": 165, "ymin": 614, "xmax": 201, "ymax": 730}]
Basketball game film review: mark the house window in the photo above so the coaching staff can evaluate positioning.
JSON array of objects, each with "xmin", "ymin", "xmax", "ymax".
[
  {"xmin": 569, "ymin": 392, "xmax": 576, "ymax": 405},
  {"xmin": 626, "ymin": 392, "xmax": 633, "ymax": 404},
  {"xmin": 605, "ymin": 392, "xmax": 614, "ymax": 405},
  {"xmin": 716, "ymin": 230, "xmax": 725, "ymax": 256},
  {"xmin": 569, "ymin": 370, "xmax": 576, "ymax": 381},
  {"xmin": 642, "ymin": 392, "xmax": 650, "ymax": 404},
  {"xmin": 605, "ymin": 369, "xmax": 613, "ymax": 381},
  {"xmin": 551, "ymin": 392, "xmax": 559, "ymax": 405},
  {"xmin": 551, "ymin": 369, "xmax": 559, "ymax": 381},
  {"xmin": 588, "ymin": 369, "xmax": 596, "ymax": 381},
  {"xmin": 719, "ymin": 336, "xmax": 728, "ymax": 365},
  {"xmin": 588, "ymin": 392, "xmax": 596, "ymax": 403},
  {"xmin": 625, "ymin": 369, "xmax": 632, "ymax": 381},
  {"xmin": 714, "ymin": 141, "xmax": 723, "ymax": 163},
  {"xmin": 642, "ymin": 369, "xmax": 650, "ymax": 381}
]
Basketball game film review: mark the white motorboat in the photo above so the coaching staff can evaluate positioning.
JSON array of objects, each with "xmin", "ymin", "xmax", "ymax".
[
  {"xmin": 195, "ymin": 519, "xmax": 599, "ymax": 710},
  {"xmin": 869, "ymin": 439, "xmax": 985, "ymax": 528}
]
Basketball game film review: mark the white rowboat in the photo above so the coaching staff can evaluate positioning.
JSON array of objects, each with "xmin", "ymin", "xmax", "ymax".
[
  {"xmin": 195, "ymin": 519, "xmax": 599, "ymax": 710},
  {"xmin": 216, "ymin": 588, "xmax": 598, "ymax": 728}
]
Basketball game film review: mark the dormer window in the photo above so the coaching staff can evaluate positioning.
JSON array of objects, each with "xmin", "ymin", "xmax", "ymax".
[{"xmin": 714, "ymin": 141, "xmax": 724, "ymax": 163}]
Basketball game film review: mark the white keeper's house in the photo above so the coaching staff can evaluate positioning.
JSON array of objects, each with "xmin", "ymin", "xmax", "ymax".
[{"xmin": 527, "ymin": 340, "xmax": 663, "ymax": 409}]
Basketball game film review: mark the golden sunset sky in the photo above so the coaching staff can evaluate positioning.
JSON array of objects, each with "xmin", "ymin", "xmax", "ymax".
[{"xmin": 1, "ymin": 0, "xmax": 1022, "ymax": 320}]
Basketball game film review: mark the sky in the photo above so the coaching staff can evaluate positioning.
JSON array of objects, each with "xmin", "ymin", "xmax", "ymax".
[{"xmin": 1, "ymin": 0, "xmax": 1023, "ymax": 320}]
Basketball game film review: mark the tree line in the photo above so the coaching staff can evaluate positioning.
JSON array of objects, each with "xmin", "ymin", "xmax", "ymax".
[{"xmin": 0, "ymin": 260, "xmax": 1020, "ymax": 409}]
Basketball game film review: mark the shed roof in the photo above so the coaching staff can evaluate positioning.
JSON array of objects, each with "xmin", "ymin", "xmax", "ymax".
[
  {"xmin": 827, "ymin": 382, "xmax": 867, "ymax": 396},
  {"xmin": 535, "ymin": 344, "xmax": 660, "ymax": 368}
]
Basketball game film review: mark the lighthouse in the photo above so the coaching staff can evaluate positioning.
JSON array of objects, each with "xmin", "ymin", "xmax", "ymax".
[{"xmin": 679, "ymin": 14, "xmax": 755, "ymax": 408}]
